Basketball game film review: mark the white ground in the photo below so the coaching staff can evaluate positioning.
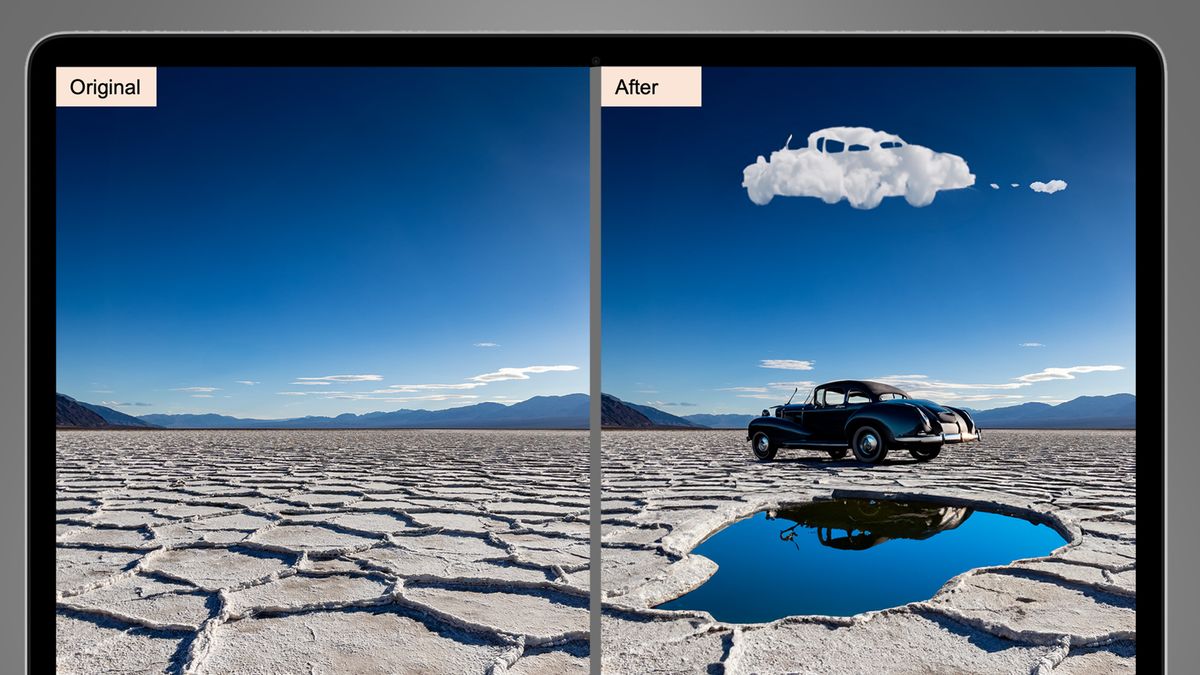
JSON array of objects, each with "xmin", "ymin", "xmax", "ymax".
[
  {"xmin": 601, "ymin": 429, "xmax": 1137, "ymax": 674},
  {"xmin": 56, "ymin": 429, "xmax": 590, "ymax": 674}
]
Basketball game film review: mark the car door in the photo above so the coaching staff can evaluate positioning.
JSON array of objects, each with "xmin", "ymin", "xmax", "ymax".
[{"xmin": 804, "ymin": 386, "xmax": 850, "ymax": 441}]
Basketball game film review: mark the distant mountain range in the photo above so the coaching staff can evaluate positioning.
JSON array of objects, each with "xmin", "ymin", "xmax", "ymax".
[
  {"xmin": 56, "ymin": 394, "xmax": 159, "ymax": 429},
  {"xmin": 55, "ymin": 391, "xmax": 1135, "ymax": 431},
  {"xmin": 968, "ymin": 393, "xmax": 1135, "ymax": 429},
  {"xmin": 602, "ymin": 393, "xmax": 1136, "ymax": 430},
  {"xmin": 57, "ymin": 392, "xmax": 589, "ymax": 429}
]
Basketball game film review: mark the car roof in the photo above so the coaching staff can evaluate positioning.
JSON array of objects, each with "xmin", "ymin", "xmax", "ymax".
[{"xmin": 817, "ymin": 380, "xmax": 909, "ymax": 397}]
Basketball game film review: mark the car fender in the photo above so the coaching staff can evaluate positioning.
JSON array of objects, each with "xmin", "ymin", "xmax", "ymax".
[
  {"xmin": 747, "ymin": 416, "xmax": 813, "ymax": 444},
  {"xmin": 845, "ymin": 404, "xmax": 924, "ymax": 441}
]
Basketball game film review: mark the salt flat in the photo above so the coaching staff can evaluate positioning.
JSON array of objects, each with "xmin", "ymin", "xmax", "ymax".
[
  {"xmin": 56, "ymin": 429, "xmax": 590, "ymax": 674},
  {"xmin": 601, "ymin": 429, "xmax": 1138, "ymax": 674}
]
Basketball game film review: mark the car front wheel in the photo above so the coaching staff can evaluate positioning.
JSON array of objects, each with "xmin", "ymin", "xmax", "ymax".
[
  {"xmin": 851, "ymin": 426, "xmax": 889, "ymax": 464},
  {"xmin": 751, "ymin": 432, "xmax": 777, "ymax": 461},
  {"xmin": 910, "ymin": 445, "xmax": 941, "ymax": 461}
]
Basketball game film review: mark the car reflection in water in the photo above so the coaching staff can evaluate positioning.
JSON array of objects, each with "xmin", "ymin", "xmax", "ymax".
[{"xmin": 770, "ymin": 498, "xmax": 973, "ymax": 552}]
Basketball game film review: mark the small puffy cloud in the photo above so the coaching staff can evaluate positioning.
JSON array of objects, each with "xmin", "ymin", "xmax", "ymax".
[
  {"xmin": 1018, "ymin": 342, "xmax": 1045, "ymax": 348},
  {"xmin": 1014, "ymin": 365, "xmax": 1123, "ymax": 383},
  {"xmin": 760, "ymin": 359, "xmax": 814, "ymax": 371},
  {"xmin": 172, "ymin": 386, "xmax": 220, "ymax": 393},
  {"xmin": 473, "ymin": 342, "xmax": 500, "ymax": 348},
  {"xmin": 990, "ymin": 183, "xmax": 1000, "ymax": 189},
  {"xmin": 1030, "ymin": 179, "xmax": 1068, "ymax": 194},
  {"xmin": 469, "ymin": 365, "xmax": 579, "ymax": 383},
  {"xmin": 295, "ymin": 374, "xmax": 383, "ymax": 383},
  {"xmin": 1010, "ymin": 183, "xmax": 1020, "ymax": 188},
  {"xmin": 235, "ymin": 380, "xmax": 259, "ymax": 386},
  {"xmin": 742, "ymin": 127, "xmax": 974, "ymax": 209}
]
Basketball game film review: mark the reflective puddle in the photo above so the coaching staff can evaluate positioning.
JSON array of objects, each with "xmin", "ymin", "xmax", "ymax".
[{"xmin": 655, "ymin": 497, "xmax": 1066, "ymax": 623}]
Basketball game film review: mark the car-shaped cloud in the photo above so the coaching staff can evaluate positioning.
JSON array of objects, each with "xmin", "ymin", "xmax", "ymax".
[
  {"xmin": 747, "ymin": 379, "xmax": 980, "ymax": 464},
  {"xmin": 741, "ymin": 126, "xmax": 975, "ymax": 209}
]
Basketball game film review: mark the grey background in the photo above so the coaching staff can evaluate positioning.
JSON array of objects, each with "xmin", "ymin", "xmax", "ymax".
[{"xmin": 8, "ymin": 1, "xmax": 1191, "ymax": 670}]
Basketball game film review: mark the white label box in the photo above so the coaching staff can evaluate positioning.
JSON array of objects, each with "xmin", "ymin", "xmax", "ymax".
[{"xmin": 56, "ymin": 67, "xmax": 157, "ymax": 107}]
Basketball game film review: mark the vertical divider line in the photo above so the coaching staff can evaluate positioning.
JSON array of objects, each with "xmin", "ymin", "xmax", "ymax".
[{"xmin": 588, "ymin": 64, "xmax": 602, "ymax": 675}]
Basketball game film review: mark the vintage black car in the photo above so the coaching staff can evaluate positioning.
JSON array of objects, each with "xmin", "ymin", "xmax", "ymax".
[{"xmin": 747, "ymin": 380, "xmax": 980, "ymax": 464}]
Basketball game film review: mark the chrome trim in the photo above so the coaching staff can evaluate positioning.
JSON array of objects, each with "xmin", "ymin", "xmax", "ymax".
[{"xmin": 894, "ymin": 431, "xmax": 980, "ymax": 444}]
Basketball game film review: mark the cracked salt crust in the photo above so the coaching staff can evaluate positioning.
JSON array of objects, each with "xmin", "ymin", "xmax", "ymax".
[
  {"xmin": 55, "ymin": 429, "xmax": 590, "ymax": 674},
  {"xmin": 601, "ymin": 429, "xmax": 1137, "ymax": 674}
]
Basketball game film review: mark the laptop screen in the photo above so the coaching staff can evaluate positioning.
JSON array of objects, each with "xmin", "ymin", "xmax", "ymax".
[{"xmin": 35, "ymin": 36, "xmax": 1161, "ymax": 674}]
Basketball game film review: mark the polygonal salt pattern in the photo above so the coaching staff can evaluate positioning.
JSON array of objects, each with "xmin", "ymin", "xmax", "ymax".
[{"xmin": 55, "ymin": 429, "xmax": 590, "ymax": 673}]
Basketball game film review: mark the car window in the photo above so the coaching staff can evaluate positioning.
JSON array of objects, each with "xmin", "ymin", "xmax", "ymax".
[
  {"xmin": 825, "ymin": 139, "xmax": 845, "ymax": 153},
  {"xmin": 847, "ymin": 391, "xmax": 870, "ymax": 404},
  {"xmin": 823, "ymin": 388, "xmax": 845, "ymax": 406},
  {"xmin": 878, "ymin": 392, "xmax": 907, "ymax": 400}
]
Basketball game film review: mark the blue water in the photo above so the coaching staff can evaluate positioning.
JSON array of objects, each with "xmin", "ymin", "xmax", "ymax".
[{"xmin": 656, "ymin": 498, "xmax": 1066, "ymax": 623}]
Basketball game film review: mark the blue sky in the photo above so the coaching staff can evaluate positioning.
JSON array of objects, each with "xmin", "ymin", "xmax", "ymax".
[
  {"xmin": 56, "ymin": 67, "xmax": 589, "ymax": 418},
  {"xmin": 602, "ymin": 67, "xmax": 1137, "ymax": 413}
]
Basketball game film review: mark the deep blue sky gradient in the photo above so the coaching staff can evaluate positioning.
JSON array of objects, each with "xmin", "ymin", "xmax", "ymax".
[
  {"xmin": 57, "ymin": 67, "xmax": 589, "ymax": 417},
  {"xmin": 602, "ymin": 67, "xmax": 1136, "ymax": 413}
]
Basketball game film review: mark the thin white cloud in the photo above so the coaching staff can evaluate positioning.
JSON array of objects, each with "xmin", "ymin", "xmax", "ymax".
[
  {"xmin": 954, "ymin": 394, "xmax": 1025, "ymax": 403},
  {"xmin": 469, "ymin": 365, "xmax": 579, "ymax": 383},
  {"xmin": 989, "ymin": 183, "xmax": 1000, "ymax": 189},
  {"xmin": 290, "ymin": 381, "xmax": 333, "ymax": 386},
  {"xmin": 191, "ymin": 394, "xmax": 214, "ymax": 399},
  {"xmin": 235, "ymin": 380, "xmax": 259, "ymax": 386},
  {"xmin": 646, "ymin": 400, "xmax": 698, "ymax": 408},
  {"xmin": 1030, "ymin": 179, "xmax": 1068, "ymax": 194},
  {"xmin": 716, "ymin": 386, "xmax": 769, "ymax": 393},
  {"xmin": 295, "ymin": 374, "xmax": 384, "ymax": 383},
  {"xmin": 760, "ymin": 359, "xmax": 814, "ymax": 371},
  {"xmin": 324, "ymin": 393, "xmax": 480, "ymax": 403},
  {"xmin": 1014, "ymin": 365, "xmax": 1123, "ymax": 383},
  {"xmin": 473, "ymin": 342, "xmax": 500, "ymax": 348},
  {"xmin": 1018, "ymin": 342, "xmax": 1045, "ymax": 348},
  {"xmin": 737, "ymin": 394, "xmax": 778, "ymax": 400},
  {"xmin": 742, "ymin": 127, "xmax": 974, "ymax": 209},
  {"xmin": 768, "ymin": 381, "xmax": 817, "ymax": 390},
  {"xmin": 382, "ymin": 383, "xmax": 487, "ymax": 392},
  {"xmin": 99, "ymin": 400, "xmax": 152, "ymax": 407},
  {"xmin": 172, "ymin": 386, "xmax": 220, "ymax": 393},
  {"xmin": 276, "ymin": 392, "xmax": 309, "ymax": 396},
  {"xmin": 875, "ymin": 374, "xmax": 1027, "ymax": 391}
]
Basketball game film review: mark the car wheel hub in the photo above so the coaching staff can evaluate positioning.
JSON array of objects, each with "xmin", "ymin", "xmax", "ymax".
[
  {"xmin": 756, "ymin": 436, "xmax": 768, "ymax": 452},
  {"xmin": 859, "ymin": 433, "xmax": 878, "ymax": 453}
]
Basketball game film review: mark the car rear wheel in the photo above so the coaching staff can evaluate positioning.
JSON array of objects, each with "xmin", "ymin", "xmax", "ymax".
[
  {"xmin": 910, "ymin": 445, "xmax": 941, "ymax": 461},
  {"xmin": 828, "ymin": 448, "xmax": 848, "ymax": 460},
  {"xmin": 851, "ymin": 426, "xmax": 888, "ymax": 464},
  {"xmin": 751, "ymin": 432, "xmax": 777, "ymax": 461}
]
